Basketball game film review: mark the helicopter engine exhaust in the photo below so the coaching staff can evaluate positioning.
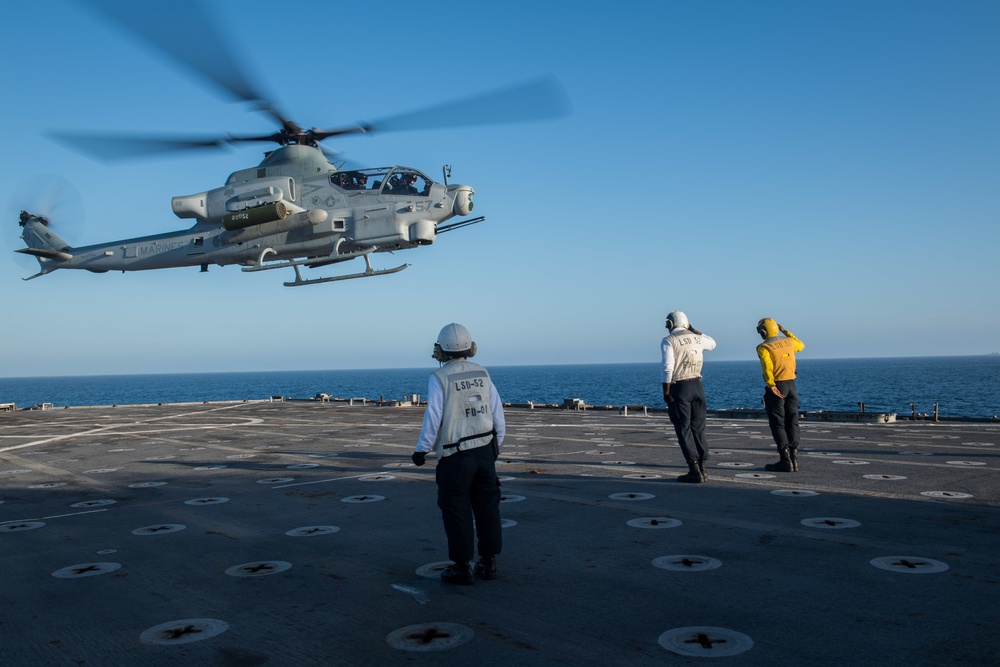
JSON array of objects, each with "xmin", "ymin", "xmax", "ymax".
[{"xmin": 223, "ymin": 201, "xmax": 289, "ymax": 230}]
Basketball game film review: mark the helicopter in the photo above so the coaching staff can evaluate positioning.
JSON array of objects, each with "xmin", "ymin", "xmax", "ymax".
[{"xmin": 16, "ymin": 0, "xmax": 569, "ymax": 287}]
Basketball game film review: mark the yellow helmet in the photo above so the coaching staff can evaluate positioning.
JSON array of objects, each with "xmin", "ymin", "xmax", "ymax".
[{"xmin": 756, "ymin": 318, "xmax": 779, "ymax": 339}]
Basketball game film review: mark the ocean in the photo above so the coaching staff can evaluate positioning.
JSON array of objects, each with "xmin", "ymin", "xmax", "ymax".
[{"xmin": 2, "ymin": 356, "xmax": 998, "ymax": 420}]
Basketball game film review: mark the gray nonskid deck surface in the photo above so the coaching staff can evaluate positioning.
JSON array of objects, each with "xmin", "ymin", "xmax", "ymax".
[{"xmin": 1, "ymin": 402, "xmax": 997, "ymax": 666}]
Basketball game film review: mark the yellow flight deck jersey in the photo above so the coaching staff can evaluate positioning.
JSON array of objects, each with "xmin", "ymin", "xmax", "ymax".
[{"xmin": 756, "ymin": 331, "xmax": 805, "ymax": 386}]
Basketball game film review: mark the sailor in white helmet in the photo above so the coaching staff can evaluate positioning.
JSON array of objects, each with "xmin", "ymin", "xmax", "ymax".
[
  {"xmin": 661, "ymin": 310, "xmax": 717, "ymax": 483},
  {"xmin": 412, "ymin": 323, "xmax": 506, "ymax": 584}
]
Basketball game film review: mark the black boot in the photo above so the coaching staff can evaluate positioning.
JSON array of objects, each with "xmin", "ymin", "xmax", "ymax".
[
  {"xmin": 441, "ymin": 562, "xmax": 474, "ymax": 585},
  {"xmin": 475, "ymin": 556, "xmax": 497, "ymax": 580},
  {"xmin": 765, "ymin": 449, "xmax": 793, "ymax": 473},
  {"xmin": 789, "ymin": 448, "xmax": 799, "ymax": 472},
  {"xmin": 696, "ymin": 459, "xmax": 708, "ymax": 482},
  {"xmin": 677, "ymin": 462, "xmax": 705, "ymax": 483}
]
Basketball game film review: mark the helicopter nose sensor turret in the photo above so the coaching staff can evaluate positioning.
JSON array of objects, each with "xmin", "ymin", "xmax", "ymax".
[{"xmin": 449, "ymin": 185, "xmax": 475, "ymax": 216}]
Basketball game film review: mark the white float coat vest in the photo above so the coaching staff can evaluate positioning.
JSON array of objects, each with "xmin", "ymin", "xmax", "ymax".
[
  {"xmin": 431, "ymin": 360, "xmax": 496, "ymax": 458},
  {"xmin": 666, "ymin": 329, "xmax": 714, "ymax": 382}
]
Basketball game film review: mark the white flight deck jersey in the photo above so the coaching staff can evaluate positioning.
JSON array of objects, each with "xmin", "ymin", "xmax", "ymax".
[
  {"xmin": 431, "ymin": 360, "xmax": 497, "ymax": 458},
  {"xmin": 661, "ymin": 328, "xmax": 717, "ymax": 383}
]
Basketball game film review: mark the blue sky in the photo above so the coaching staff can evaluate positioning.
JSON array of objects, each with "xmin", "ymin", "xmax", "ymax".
[{"xmin": 1, "ymin": 0, "xmax": 998, "ymax": 378}]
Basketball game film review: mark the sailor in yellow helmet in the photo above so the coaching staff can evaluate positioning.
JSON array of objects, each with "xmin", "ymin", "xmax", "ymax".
[{"xmin": 755, "ymin": 318, "xmax": 805, "ymax": 472}]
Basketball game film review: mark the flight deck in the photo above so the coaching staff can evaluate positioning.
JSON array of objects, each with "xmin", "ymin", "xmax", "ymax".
[{"xmin": 1, "ymin": 401, "xmax": 997, "ymax": 666}]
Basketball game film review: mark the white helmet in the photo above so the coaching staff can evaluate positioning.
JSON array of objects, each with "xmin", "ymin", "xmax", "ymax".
[
  {"xmin": 433, "ymin": 323, "xmax": 476, "ymax": 361},
  {"xmin": 665, "ymin": 310, "xmax": 689, "ymax": 331}
]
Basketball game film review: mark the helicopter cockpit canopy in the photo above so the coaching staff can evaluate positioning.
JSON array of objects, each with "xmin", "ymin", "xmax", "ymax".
[{"xmin": 330, "ymin": 167, "xmax": 433, "ymax": 196}]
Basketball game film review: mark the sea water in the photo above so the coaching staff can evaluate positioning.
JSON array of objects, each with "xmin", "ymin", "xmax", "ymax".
[{"xmin": 2, "ymin": 356, "xmax": 998, "ymax": 419}]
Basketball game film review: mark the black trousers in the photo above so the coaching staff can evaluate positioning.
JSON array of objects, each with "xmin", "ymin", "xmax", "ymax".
[
  {"xmin": 763, "ymin": 379, "xmax": 800, "ymax": 451},
  {"xmin": 435, "ymin": 441, "xmax": 502, "ymax": 564},
  {"xmin": 667, "ymin": 378, "xmax": 709, "ymax": 464}
]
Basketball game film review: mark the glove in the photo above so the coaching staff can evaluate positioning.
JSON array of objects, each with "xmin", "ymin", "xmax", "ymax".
[{"xmin": 411, "ymin": 451, "xmax": 426, "ymax": 466}]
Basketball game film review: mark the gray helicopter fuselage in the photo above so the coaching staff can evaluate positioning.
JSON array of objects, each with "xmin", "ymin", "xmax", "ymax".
[{"xmin": 19, "ymin": 146, "xmax": 475, "ymax": 281}]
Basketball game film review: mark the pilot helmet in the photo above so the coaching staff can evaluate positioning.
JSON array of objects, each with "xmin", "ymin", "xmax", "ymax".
[{"xmin": 665, "ymin": 310, "xmax": 689, "ymax": 331}]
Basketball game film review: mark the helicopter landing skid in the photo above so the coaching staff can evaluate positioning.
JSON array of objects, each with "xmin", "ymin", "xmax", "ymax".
[{"xmin": 284, "ymin": 255, "xmax": 410, "ymax": 287}]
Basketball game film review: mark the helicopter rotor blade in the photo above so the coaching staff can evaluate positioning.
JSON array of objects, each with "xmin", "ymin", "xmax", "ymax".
[
  {"xmin": 311, "ymin": 75, "xmax": 572, "ymax": 141},
  {"xmin": 80, "ymin": 0, "xmax": 293, "ymax": 130},
  {"xmin": 6, "ymin": 175, "xmax": 86, "ymax": 270},
  {"xmin": 47, "ymin": 131, "xmax": 232, "ymax": 162}
]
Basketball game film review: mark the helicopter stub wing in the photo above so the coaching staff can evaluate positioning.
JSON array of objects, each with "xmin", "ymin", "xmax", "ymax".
[{"xmin": 16, "ymin": 247, "xmax": 74, "ymax": 262}]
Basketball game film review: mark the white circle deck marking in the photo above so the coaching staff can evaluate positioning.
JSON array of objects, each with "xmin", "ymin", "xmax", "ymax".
[
  {"xmin": 184, "ymin": 497, "xmax": 229, "ymax": 505},
  {"xmin": 946, "ymin": 461, "xmax": 985, "ymax": 466},
  {"xmin": 359, "ymin": 474, "xmax": 396, "ymax": 481},
  {"xmin": 257, "ymin": 477, "xmax": 295, "ymax": 484},
  {"xmin": 609, "ymin": 492, "xmax": 655, "ymax": 501},
  {"xmin": 416, "ymin": 561, "xmax": 452, "ymax": 579},
  {"xmin": 658, "ymin": 626, "xmax": 753, "ymax": 657},
  {"xmin": 628, "ymin": 517, "xmax": 682, "ymax": 529},
  {"xmin": 140, "ymin": 619, "xmax": 229, "ymax": 645},
  {"xmin": 736, "ymin": 473, "xmax": 776, "ymax": 479},
  {"xmin": 131, "ymin": 524, "xmax": 186, "ymax": 536},
  {"xmin": 29, "ymin": 482, "xmax": 68, "ymax": 489},
  {"xmin": 801, "ymin": 518, "xmax": 861, "ymax": 529},
  {"xmin": 128, "ymin": 481, "xmax": 167, "ymax": 488},
  {"xmin": 1, "ymin": 521, "xmax": 45, "ymax": 532},
  {"xmin": 652, "ymin": 556, "xmax": 722, "ymax": 571},
  {"xmin": 864, "ymin": 474, "xmax": 907, "ymax": 480},
  {"xmin": 717, "ymin": 462, "xmax": 753, "ymax": 468},
  {"xmin": 286, "ymin": 525, "xmax": 340, "ymax": 537},
  {"xmin": 386, "ymin": 622, "xmax": 474, "ymax": 652},
  {"xmin": 341, "ymin": 495, "xmax": 385, "ymax": 503},
  {"xmin": 921, "ymin": 491, "xmax": 974, "ymax": 499},
  {"xmin": 500, "ymin": 519, "xmax": 518, "ymax": 528},
  {"xmin": 871, "ymin": 556, "xmax": 949, "ymax": 573},
  {"xmin": 832, "ymin": 460, "xmax": 870, "ymax": 465},
  {"xmin": 383, "ymin": 462, "xmax": 413, "ymax": 468},
  {"xmin": 52, "ymin": 562, "xmax": 121, "ymax": 578},
  {"xmin": 71, "ymin": 499, "xmax": 117, "ymax": 508},
  {"xmin": 225, "ymin": 561, "xmax": 292, "ymax": 577},
  {"xmin": 194, "ymin": 465, "xmax": 227, "ymax": 470},
  {"xmin": 624, "ymin": 473, "xmax": 662, "ymax": 479}
]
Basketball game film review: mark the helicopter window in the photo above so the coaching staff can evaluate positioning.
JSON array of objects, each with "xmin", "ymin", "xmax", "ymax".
[
  {"xmin": 331, "ymin": 169, "xmax": 385, "ymax": 191},
  {"xmin": 384, "ymin": 170, "xmax": 432, "ymax": 196}
]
